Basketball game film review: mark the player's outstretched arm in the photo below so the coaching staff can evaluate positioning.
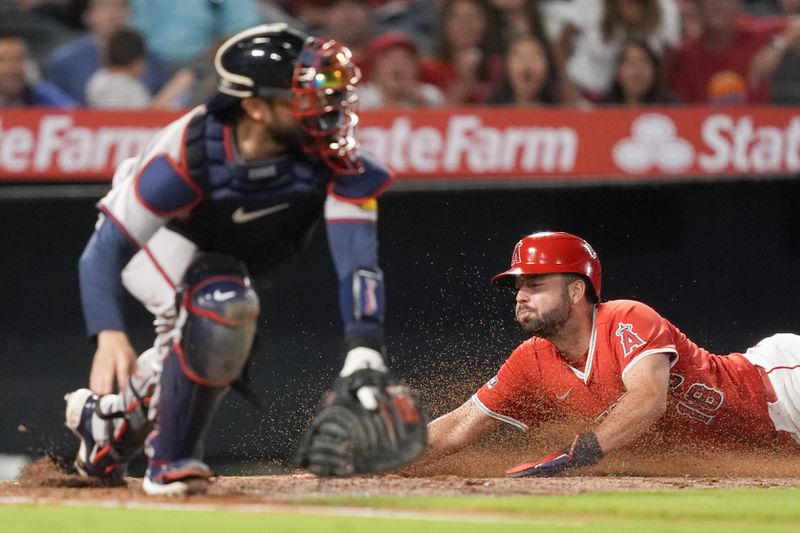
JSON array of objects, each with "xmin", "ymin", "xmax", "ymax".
[
  {"xmin": 592, "ymin": 352, "xmax": 671, "ymax": 451},
  {"xmin": 417, "ymin": 399, "xmax": 500, "ymax": 467},
  {"xmin": 507, "ymin": 353, "xmax": 670, "ymax": 477}
]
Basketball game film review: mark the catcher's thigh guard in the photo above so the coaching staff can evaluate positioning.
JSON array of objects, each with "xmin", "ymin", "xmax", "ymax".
[{"xmin": 176, "ymin": 254, "xmax": 260, "ymax": 386}]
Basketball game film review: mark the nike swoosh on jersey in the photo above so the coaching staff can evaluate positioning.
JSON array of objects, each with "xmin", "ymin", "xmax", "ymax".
[
  {"xmin": 231, "ymin": 203, "xmax": 290, "ymax": 223},
  {"xmin": 555, "ymin": 388, "xmax": 571, "ymax": 401}
]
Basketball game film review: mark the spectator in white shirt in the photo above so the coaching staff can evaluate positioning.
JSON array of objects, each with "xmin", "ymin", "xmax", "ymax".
[
  {"xmin": 86, "ymin": 27, "xmax": 193, "ymax": 109},
  {"xmin": 555, "ymin": 0, "xmax": 680, "ymax": 103}
]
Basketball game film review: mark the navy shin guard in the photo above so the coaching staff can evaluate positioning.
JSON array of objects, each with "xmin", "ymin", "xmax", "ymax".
[{"xmin": 147, "ymin": 351, "xmax": 228, "ymax": 462}]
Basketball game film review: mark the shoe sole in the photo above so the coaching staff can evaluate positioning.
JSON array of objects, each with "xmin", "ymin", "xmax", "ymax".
[{"xmin": 142, "ymin": 476, "xmax": 209, "ymax": 496}]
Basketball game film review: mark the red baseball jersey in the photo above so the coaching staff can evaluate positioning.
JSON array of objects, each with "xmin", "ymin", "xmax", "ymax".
[{"xmin": 474, "ymin": 300, "xmax": 781, "ymax": 446}]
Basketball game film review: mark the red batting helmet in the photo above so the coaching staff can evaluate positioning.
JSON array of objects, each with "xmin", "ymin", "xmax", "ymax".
[{"xmin": 491, "ymin": 231, "xmax": 601, "ymax": 298}]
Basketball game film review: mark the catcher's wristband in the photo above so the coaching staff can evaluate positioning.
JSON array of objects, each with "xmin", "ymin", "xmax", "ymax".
[{"xmin": 344, "ymin": 331, "xmax": 384, "ymax": 353}]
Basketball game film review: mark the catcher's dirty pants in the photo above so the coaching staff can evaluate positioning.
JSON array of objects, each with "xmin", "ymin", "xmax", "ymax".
[
  {"xmin": 84, "ymin": 329, "xmax": 248, "ymax": 470},
  {"xmin": 87, "ymin": 230, "xmax": 258, "ymax": 469}
]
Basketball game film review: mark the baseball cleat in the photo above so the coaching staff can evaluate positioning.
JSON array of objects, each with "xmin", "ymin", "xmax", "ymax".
[
  {"xmin": 64, "ymin": 388, "xmax": 125, "ymax": 482},
  {"xmin": 142, "ymin": 459, "xmax": 212, "ymax": 496}
]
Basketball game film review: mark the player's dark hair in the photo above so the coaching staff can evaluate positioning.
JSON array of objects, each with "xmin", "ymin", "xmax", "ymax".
[
  {"xmin": 210, "ymin": 98, "xmax": 247, "ymax": 125},
  {"xmin": 0, "ymin": 26, "xmax": 25, "ymax": 43},
  {"xmin": 563, "ymin": 273, "xmax": 599, "ymax": 304},
  {"xmin": 106, "ymin": 28, "xmax": 145, "ymax": 68}
]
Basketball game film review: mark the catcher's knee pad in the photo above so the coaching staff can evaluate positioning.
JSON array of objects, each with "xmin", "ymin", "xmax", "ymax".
[{"xmin": 175, "ymin": 254, "xmax": 260, "ymax": 386}]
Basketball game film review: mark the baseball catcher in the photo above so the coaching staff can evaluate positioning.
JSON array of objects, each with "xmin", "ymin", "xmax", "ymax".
[{"xmin": 63, "ymin": 23, "xmax": 426, "ymax": 495}]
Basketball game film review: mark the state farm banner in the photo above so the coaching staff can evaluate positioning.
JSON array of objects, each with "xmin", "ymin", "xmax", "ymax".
[
  {"xmin": 0, "ymin": 110, "xmax": 179, "ymax": 180},
  {"xmin": 1, "ymin": 107, "xmax": 799, "ymax": 182},
  {"xmin": 360, "ymin": 107, "xmax": 800, "ymax": 182}
]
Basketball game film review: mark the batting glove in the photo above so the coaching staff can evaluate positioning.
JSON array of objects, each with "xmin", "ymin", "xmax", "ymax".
[{"xmin": 506, "ymin": 432, "xmax": 604, "ymax": 478}]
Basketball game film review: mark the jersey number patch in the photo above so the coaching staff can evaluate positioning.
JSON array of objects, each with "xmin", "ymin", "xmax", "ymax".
[
  {"xmin": 615, "ymin": 322, "xmax": 646, "ymax": 357},
  {"xmin": 676, "ymin": 383, "xmax": 725, "ymax": 425}
]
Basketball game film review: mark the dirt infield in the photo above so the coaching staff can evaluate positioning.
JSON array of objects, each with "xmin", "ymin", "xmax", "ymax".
[
  {"xmin": 3, "ymin": 451, "xmax": 800, "ymax": 506},
  {"xmin": 4, "ymin": 474, "xmax": 800, "ymax": 506},
  {"xmin": 7, "ymin": 415, "xmax": 800, "ymax": 504}
]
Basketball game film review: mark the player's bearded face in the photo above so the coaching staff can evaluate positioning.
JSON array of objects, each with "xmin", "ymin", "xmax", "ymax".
[{"xmin": 515, "ymin": 281, "xmax": 572, "ymax": 338}]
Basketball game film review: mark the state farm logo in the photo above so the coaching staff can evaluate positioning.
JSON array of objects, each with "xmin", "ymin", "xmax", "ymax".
[
  {"xmin": 613, "ymin": 114, "xmax": 694, "ymax": 173},
  {"xmin": 0, "ymin": 115, "xmax": 162, "ymax": 176},
  {"xmin": 361, "ymin": 116, "xmax": 578, "ymax": 174}
]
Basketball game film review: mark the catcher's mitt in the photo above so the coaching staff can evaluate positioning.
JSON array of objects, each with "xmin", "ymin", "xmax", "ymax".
[{"xmin": 296, "ymin": 368, "xmax": 427, "ymax": 476}]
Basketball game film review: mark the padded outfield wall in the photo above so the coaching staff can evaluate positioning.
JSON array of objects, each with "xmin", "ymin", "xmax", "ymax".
[{"xmin": 1, "ymin": 107, "xmax": 799, "ymax": 467}]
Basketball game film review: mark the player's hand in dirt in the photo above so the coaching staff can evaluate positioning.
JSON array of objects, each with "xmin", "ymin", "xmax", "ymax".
[
  {"xmin": 89, "ymin": 330, "xmax": 140, "ymax": 395},
  {"xmin": 506, "ymin": 432, "xmax": 604, "ymax": 477}
]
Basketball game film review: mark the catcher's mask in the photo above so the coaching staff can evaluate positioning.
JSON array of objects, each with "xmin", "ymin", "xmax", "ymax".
[
  {"xmin": 491, "ymin": 231, "xmax": 602, "ymax": 300},
  {"xmin": 209, "ymin": 23, "xmax": 363, "ymax": 174},
  {"xmin": 291, "ymin": 38, "xmax": 363, "ymax": 174}
]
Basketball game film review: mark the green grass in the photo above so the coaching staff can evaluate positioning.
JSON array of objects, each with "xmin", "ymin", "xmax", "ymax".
[
  {"xmin": 303, "ymin": 488, "xmax": 800, "ymax": 522},
  {"xmin": 2, "ymin": 489, "xmax": 800, "ymax": 533},
  {"xmin": 0, "ymin": 506, "xmax": 547, "ymax": 533}
]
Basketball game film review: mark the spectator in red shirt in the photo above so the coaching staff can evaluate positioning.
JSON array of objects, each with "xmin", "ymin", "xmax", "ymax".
[
  {"xmin": 748, "ymin": 3, "xmax": 800, "ymax": 103},
  {"xmin": 419, "ymin": 0, "xmax": 504, "ymax": 105},
  {"xmin": 668, "ymin": 0, "xmax": 786, "ymax": 104},
  {"xmin": 358, "ymin": 31, "xmax": 445, "ymax": 109}
]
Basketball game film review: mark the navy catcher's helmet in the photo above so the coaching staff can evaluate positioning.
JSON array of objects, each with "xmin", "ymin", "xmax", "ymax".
[
  {"xmin": 208, "ymin": 23, "xmax": 363, "ymax": 174},
  {"xmin": 213, "ymin": 23, "xmax": 308, "ymax": 101}
]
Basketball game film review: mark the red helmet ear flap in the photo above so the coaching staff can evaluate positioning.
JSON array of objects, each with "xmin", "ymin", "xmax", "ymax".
[
  {"xmin": 492, "ymin": 232, "xmax": 601, "ymax": 299},
  {"xmin": 291, "ymin": 38, "xmax": 363, "ymax": 174}
]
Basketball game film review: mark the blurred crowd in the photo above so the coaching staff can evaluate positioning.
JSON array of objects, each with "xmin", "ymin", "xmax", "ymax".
[{"xmin": 1, "ymin": 0, "xmax": 799, "ymax": 109}]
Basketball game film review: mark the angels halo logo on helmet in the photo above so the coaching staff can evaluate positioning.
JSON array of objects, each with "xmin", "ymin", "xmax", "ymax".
[
  {"xmin": 492, "ymin": 231, "xmax": 602, "ymax": 299},
  {"xmin": 209, "ymin": 23, "xmax": 364, "ymax": 174}
]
